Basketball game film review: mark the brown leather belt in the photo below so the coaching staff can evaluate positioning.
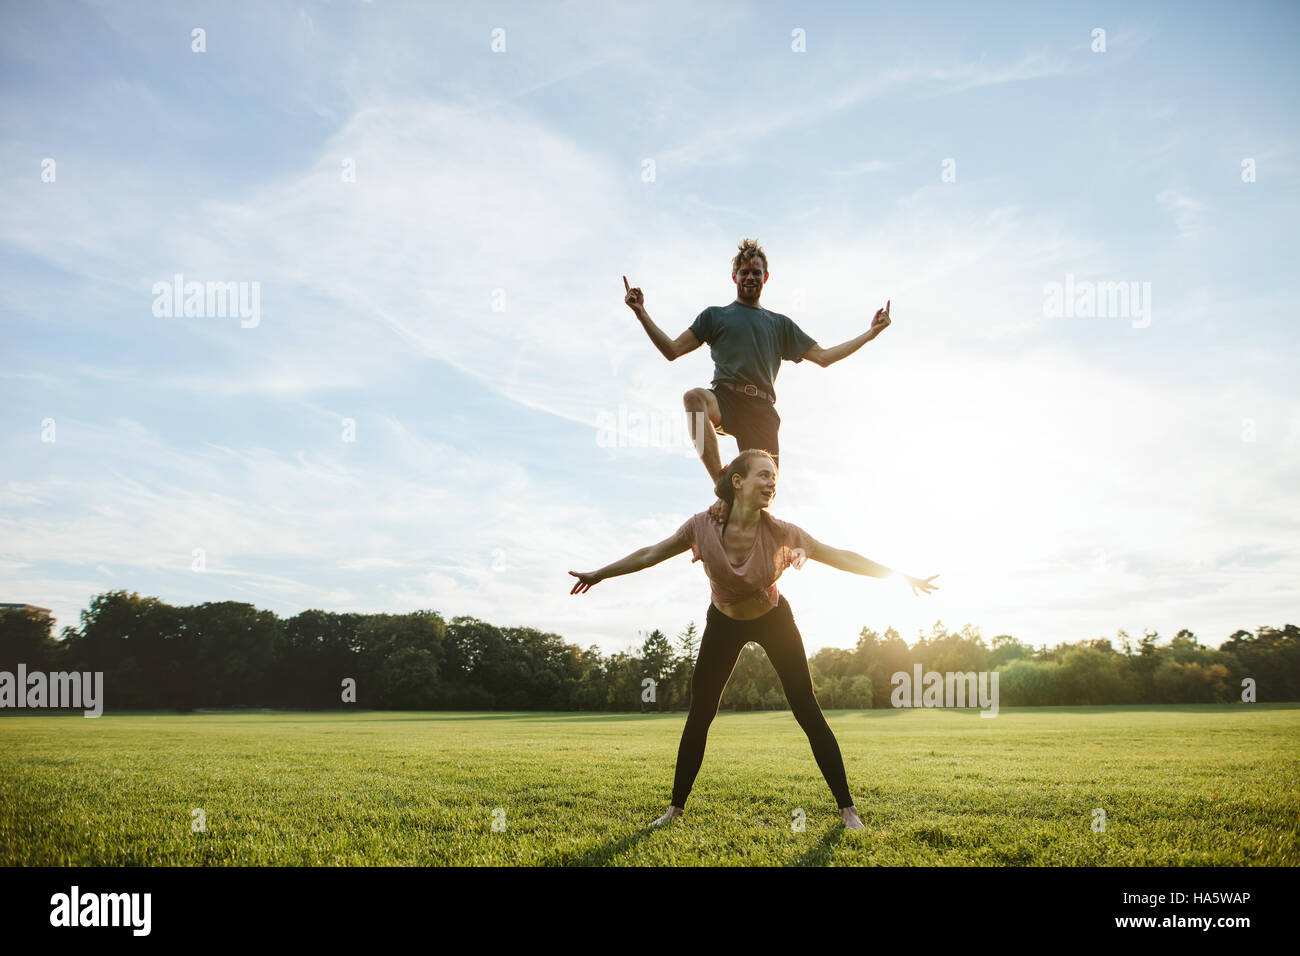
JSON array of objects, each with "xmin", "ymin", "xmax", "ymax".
[{"xmin": 716, "ymin": 380, "xmax": 775, "ymax": 404}]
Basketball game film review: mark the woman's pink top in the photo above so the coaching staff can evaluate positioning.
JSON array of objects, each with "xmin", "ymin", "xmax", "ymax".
[{"xmin": 674, "ymin": 509, "xmax": 817, "ymax": 609}]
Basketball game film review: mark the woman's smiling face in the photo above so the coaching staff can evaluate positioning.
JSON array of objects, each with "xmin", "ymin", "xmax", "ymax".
[{"xmin": 733, "ymin": 456, "xmax": 777, "ymax": 507}]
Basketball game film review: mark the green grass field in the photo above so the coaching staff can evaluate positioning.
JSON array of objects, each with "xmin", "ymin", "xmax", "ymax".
[{"xmin": 1, "ymin": 705, "xmax": 1296, "ymax": 866}]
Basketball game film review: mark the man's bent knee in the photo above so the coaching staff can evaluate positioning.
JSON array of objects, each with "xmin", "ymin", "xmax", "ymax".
[{"xmin": 683, "ymin": 388, "xmax": 720, "ymax": 426}]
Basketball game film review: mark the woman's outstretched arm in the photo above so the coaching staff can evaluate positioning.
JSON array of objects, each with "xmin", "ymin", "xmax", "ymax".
[
  {"xmin": 807, "ymin": 538, "xmax": 939, "ymax": 595},
  {"xmin": 569, "ymin": 532, "xmax": 691, "ymax": 594}
]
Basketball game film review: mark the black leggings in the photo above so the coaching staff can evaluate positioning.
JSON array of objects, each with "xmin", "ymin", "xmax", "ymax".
[{"xmin": 671, "ymin": 594, "xmax": 854, "ymax": 810}]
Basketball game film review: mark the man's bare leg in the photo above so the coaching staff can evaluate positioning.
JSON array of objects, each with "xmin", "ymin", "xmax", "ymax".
[{"xmin": 683, "ymin": 388, "xmax": 723, "ymax": 483}]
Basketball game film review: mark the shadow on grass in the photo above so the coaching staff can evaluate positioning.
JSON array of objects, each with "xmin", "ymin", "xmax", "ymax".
[
  {"xmin": 536, "ymin": 800, "xmax": 812, "ymax": 867},
  {"xmin": 534, "ymin": 814, "xmax": 854, "ymax": 867},
  {"xmin": 786, "ymin": 824, "xmax": 846, "ymax": 866},
  {"xmin": 536, "ymin": 825, "xmax": 657, "ymax": 867}
]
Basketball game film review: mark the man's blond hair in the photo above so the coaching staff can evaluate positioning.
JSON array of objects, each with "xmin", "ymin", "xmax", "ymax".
[{"xmin": 731, "ymin": 238, "xmax": 768, "ymax": 275}]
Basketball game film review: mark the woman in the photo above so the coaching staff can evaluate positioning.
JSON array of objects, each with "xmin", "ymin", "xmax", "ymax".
[{"xmin": 569, "ymin": 448, "xmax": 939, "ymax": 830}]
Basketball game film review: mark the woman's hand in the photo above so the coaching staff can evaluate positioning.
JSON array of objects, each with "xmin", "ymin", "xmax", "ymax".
[
  {"xmin": 905, "ymin": 573, "xmax": 939, "ymax": 596},
  {"xmin": 868, "ymin": 299, "xmax": 891, "ymax": 338},
  {"xmin": 569, "ymin": 570, "xmax": 603, "ymax": 594}
]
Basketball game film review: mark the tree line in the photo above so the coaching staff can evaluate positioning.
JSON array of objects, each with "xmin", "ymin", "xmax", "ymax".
[{"xmin": 1, "ymin": 590, "xmax": 1296, "ymax": 711}]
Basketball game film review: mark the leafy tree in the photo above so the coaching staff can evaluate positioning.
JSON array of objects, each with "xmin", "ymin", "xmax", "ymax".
[
  {"xmin": 0, "ymin": 607, "xmax": 61, "ymax": 672},
  {"xmin": 639, "ymin": 629, "xmax": 674, "ymax": 685},
  {"xmin": 1153, "ymin": 660, "xmax": 1232, "ymax": 703},
  {"xmin": 991, "ymin": 634, "xmax": 1032, "ymax": 666},
  {"xmin": 23, "ymin": 590, "xmax": 1300, "ymax": 711}
]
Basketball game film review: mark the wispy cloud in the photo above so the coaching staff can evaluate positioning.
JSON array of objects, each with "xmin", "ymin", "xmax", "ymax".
[
  {"xmin": 1155, "ymin": 188, "xmax": 1205, "ymax": 239},
  {"xmin": 830, "ymin": 159, "xmax": 889, "ymax": 176},
  {"xmin": 658, "ymin": 50, "xmax": 1073, "ymax": 170}
]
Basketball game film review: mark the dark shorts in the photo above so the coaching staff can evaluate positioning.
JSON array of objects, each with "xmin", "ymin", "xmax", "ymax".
[{"xmin": 708, "ymin": 383, "xmax": 780, "ymax": 463}]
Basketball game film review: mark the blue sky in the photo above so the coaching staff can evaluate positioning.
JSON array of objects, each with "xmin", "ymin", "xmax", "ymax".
[{"xmin": 2, "ymin": 0, "xmax": 1297, "ymax": 655}]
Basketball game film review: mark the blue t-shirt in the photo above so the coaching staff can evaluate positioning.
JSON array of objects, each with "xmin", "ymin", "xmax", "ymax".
[{"xmin": 689, "ymin": 301, "xmax": 817, "ymax": 402}]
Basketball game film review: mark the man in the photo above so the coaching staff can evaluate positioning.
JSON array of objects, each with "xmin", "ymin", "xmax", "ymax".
[{"xmin": 623, "ymin": 238, "xmax": 891, "ymax": 483}]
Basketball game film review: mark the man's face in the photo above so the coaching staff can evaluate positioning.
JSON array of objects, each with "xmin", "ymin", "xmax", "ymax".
[{"xmin": 733, "ymin": 259, "xmax": 768, "ymax": 297}]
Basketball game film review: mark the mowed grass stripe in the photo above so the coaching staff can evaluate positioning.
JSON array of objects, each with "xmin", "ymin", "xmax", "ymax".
[{"xmin": 1, "ymin": 705, "xmax": 1296, "ymax": 866}]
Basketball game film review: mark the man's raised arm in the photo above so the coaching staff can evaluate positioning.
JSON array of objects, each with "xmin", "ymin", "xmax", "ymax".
[
  {"xmin": 624, "ymin": 275, "xmax": 701, "ymax": 362},
  {"xmin": 803, "ymin": 300, "xmax": 892, "ymax": 368}
]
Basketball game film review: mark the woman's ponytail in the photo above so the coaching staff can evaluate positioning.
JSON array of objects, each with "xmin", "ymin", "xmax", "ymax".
[{"xmin": 714, "ymin": 464, "xmax": 736, "ymax": 504}]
